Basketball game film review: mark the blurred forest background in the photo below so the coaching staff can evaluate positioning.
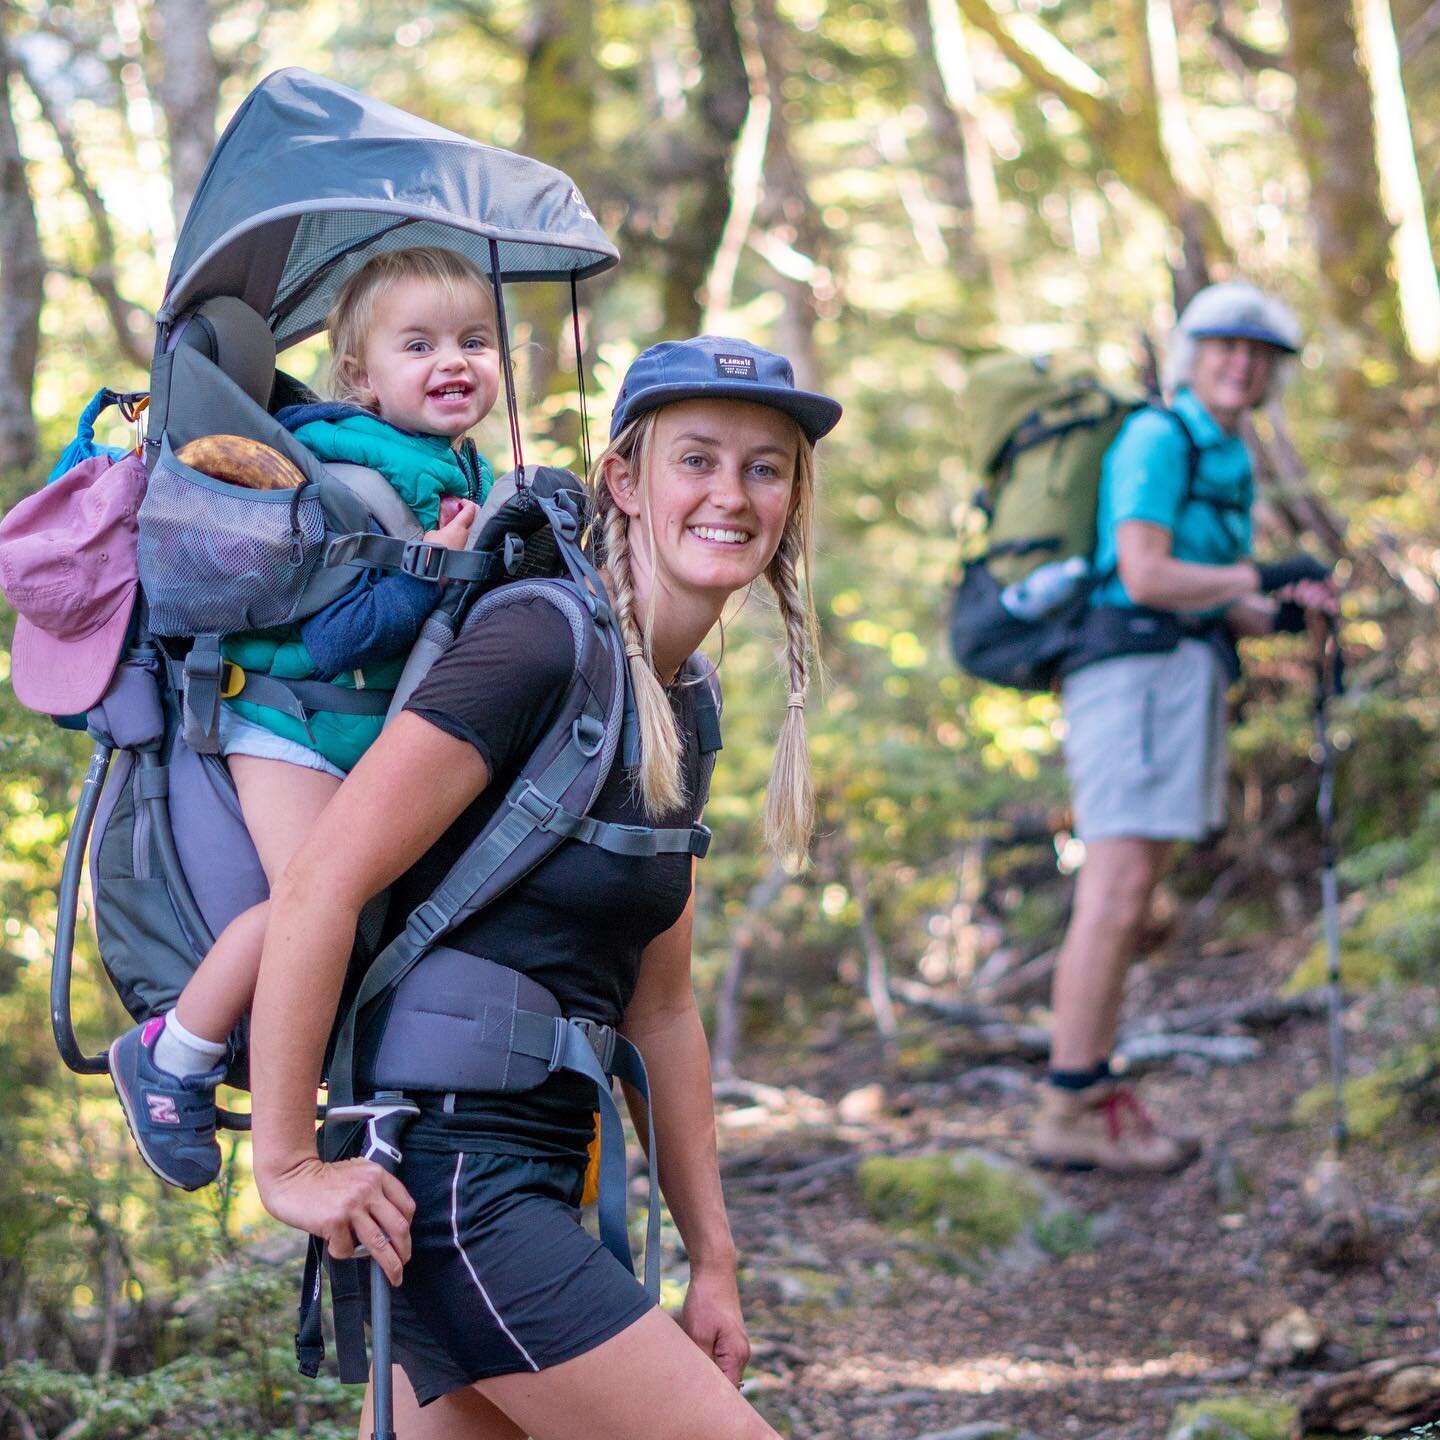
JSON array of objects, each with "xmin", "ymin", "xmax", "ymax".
[{"xmin": 0, "ymin": 1, "xmax": 1437, "ymax": 1436}]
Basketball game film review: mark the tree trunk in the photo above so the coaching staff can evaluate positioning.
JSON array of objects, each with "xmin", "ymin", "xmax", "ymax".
[
  {"xmin": 519, "ymin": 0, "xmax": 597, "ymax": 413},
  {"xmin": 0, "ymin": 8, "xmax": 42, "ymax": 474},
  {"xmin": 751, "ymin": 0, "xmax": 825, "ymax": 389},
  {"xmin": 152, "ymin": 0, "xmax": 219, "ymax": 231},
  {"xmin": 900, "ymin": 0, "xmax": 976, "ymax": 262},
  {"xmin": 659, "ymin": 0, "xmax": 748, "ymax": 338},
  {"xmin": 1354, "ymin": 0, "xmax": 1440, "ymax": 363},
  {"xmin": 1284, "ymin": 0, "xmax": 1407, "ymax": 363}
]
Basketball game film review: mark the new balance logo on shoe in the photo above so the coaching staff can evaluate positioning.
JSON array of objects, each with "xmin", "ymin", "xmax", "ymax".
[{"xmin": 146, "ymin": 1093, "xmax": 181, "ymax": 1125}]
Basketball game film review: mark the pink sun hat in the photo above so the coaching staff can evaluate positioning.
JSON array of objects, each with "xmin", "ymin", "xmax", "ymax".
[{"xmin": 0, "ymin": 452, "xmax": 147, "ymax": 715}]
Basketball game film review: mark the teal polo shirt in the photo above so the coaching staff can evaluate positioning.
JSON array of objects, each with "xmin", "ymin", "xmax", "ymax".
[{"xmin": 1090, "ymin": 386, "xmax": 1254, "ymax": 614}]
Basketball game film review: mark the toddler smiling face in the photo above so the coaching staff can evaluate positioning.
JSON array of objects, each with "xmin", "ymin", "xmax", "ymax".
[{"xmin": 348, "ymin": 275, "xmax": 501, "ymax": 444}]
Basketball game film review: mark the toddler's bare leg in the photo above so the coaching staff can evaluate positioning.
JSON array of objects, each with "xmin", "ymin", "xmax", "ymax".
[{"xmin": 172, "ymin": 757, "xmax": 343, "ymax": 1044}]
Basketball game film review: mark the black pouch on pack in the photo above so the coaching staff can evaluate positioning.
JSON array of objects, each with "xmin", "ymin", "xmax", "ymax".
[
  {"xmin": 948, "ymin": 563, "xmax": 1087, "ymax": 692},
  {"xmin": 360, "ymin": 947, "xmax": 561, "ymax": 1094}
]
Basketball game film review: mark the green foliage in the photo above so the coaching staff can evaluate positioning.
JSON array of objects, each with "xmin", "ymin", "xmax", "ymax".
[
  {"xmin": 1288, "ymin": 794, "xmax": 1440, "ymax": 993},
  {"xmin": 1293, "ymin": 1042, "xmax": 1439, "ymax": 1141},
  {"xmin": 0, "ymin": 1250, "xmax": 361, "ymax": 1438},
  {"xmin": 1167, "ymin": 1394, "xmax": 1296, "ymax": 1440},
  {"xmin": 856, "ymin": 1152, "xmax": 1041, "ymax": 1254}
]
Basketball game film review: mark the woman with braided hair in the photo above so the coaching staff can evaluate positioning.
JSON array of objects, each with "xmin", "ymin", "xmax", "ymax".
[{"xmin": 249, "ymin": 335, "xmax": 839, "ymax": 1439}]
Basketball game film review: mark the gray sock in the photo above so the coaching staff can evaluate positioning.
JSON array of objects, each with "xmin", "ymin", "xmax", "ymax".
[{"xmin": 153, "ymin": 1011, "xmax": 226, "ymax": 1080}]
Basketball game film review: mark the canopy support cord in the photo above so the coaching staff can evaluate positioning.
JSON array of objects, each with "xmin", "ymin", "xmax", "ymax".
[
  {"xmin": 570, "ymin": 273, "xmax": 592, "ymax": 478},
  {"xmin": 489, "ymin": 238, "xmax": 525, "ymax": 486}
]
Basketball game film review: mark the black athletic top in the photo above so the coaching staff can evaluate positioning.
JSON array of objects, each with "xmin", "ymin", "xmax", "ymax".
[{"xmin": 386, "ymin": 592, "xmax": 709, "ymax": 1153}]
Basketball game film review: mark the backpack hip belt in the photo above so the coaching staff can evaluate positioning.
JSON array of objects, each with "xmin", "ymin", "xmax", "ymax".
[{"xmin": 298, "ymin": 981, "xmax": 659, "ymax": 1386}]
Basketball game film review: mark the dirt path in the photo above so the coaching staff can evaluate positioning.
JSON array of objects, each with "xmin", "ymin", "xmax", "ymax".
[{"xmin": 717, "ymin": 943, "xmax": 1438, "ymax": 1439}]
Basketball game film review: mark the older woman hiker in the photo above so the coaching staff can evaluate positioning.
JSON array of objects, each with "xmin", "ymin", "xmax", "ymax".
[
  {"xmin": 1029, "ymin": 282, "xmax": 1338, "ymax": 1175},
  {"xmin": 248, "ymin": 335, "xmax": 839, "ymax": 1439}
]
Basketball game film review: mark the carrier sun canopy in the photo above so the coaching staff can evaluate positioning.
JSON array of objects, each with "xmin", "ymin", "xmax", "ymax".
[{"xmin": 158, "ymin": 68, "xmax": 619, "ymax": 350}]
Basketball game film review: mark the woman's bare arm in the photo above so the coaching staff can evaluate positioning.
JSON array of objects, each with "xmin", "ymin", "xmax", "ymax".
[
  {"xmin": 249, "ymin": 712, "xmax": 490, "ymax": 1280},
  {"xmin": 1116, "ymin": 520, "xmax": 1261, "ymax": 612}
]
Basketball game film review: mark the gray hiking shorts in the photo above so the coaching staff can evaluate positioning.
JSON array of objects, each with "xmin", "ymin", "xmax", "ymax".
[{"xmin": 1061, "ymin": 639, "xmax": 1229, "ymax": 843}]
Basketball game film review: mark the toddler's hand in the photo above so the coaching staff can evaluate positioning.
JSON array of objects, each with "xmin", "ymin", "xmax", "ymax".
[{"xmin": 426, "ymin": 498, "xmax": 477, "ymax": 550}]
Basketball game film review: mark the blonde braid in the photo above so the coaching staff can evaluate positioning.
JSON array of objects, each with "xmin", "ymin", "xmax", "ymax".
[
  {"xmin": 763, "ymin": 437, "xmax": 820, "ymax": 863},
  {"xmin": 592, "ymin": 421, "xmax": 686, "ymax": 817}
]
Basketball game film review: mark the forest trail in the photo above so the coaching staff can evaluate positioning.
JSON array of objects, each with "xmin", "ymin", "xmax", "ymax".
[{"xmin": 718, "ymin": 936, "xmax": 1439, "ymax": 1439}]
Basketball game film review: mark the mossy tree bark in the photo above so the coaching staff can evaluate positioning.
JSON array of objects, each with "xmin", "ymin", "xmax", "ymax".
[
  {"xmin": 751, "ymin": 0, "xmax": 829, "ymax": 391},
  {"xmin": 519, "ymin": 0, "xmax": 598, "ymax": 416},
  {"xmin": 654, "ymin": 0, "xmax": 748, "ymax": 339},
  {"xmin": 0, "ymin": 5, "xmax": 42, "ymax": 475},
  {"xmin": 1284, "ymin": 0, "xmax": 1408, "ymax": 367},
  {"xmin": 953, "ymin": 0, "xmax": 1229, "ymax": 306}
]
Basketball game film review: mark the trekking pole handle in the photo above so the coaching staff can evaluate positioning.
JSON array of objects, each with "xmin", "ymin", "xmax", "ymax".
[
  {"xmin": 324, "ymin": 1098, "xmax": 421, "ymax": 1186},
  {"xmin": 323, "ymin": 1095, "xmax": 418, "ymax": 1440}
]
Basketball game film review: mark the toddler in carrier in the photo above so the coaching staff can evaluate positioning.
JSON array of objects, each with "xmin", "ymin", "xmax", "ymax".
[{"xmin": 109, "ymin": 245, "xmax": 502, "ymax": 1189}]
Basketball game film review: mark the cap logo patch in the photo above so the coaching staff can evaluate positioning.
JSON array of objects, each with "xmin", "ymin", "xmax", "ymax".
[{"xmin": 714, "ymin": 353, "xmax": 758, "ymax": 381}]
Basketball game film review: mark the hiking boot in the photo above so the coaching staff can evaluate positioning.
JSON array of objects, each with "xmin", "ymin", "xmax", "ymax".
[
  {"xmin": 108, "ymin": 1018, "xmax": 225, "ymax": 1191},
  {"xmin": 1029, "ymin": 1079, "xmax": 1200, "ymax": 1175}
]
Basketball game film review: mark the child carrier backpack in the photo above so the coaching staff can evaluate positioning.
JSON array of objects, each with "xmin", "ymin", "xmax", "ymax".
[
  {"xmin": 32, "ymin": 73, "xmax": 712, "ymax": 1381},
  {"xmin": 948, "ymin": 352, "xmax": 1200, "ymax": 691}
]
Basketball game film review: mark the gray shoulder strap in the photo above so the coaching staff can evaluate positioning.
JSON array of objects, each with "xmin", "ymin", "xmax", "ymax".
[{"xmin": 323, "ymin": 462, "xmax": 423, "ymax": 540}]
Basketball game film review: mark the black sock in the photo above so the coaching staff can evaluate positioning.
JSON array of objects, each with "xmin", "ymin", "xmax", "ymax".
[{"xmin": 1047, "ymin": 1060, "xmax": 1110, "ymax": 1091}]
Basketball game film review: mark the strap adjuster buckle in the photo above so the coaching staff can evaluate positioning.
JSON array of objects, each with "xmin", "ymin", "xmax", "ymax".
[
  {"xmin": 400, "ymin": 538, "xmax": 446, "ymax": 580},
  {"xmin": 691, "ymin": 824, "xmax": 712, "ymax": 859},
  {"xmin": 514, "ymin": 783, "xmax": 560, "ymax": 828},
  {"xmin": 404, "ymin": 901, "xmax": 447, "ymax": 949},
  {"xmin": 572, "ymin": 1017, "xmax": 617, "ymax": 1073}
]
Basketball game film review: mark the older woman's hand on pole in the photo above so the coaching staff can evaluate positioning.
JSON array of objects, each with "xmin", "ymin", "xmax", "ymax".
[
  {"xmin": 1283, "ymin": 576, "xmax": 1340, "ymax": 615},
  {"xmin": 261, "ymin": 1155, "xmax": 417, "ymax": 1285},
  {"xmin": 680, "ymin": 1262, "xmax": 751, "ymax": 1386}
]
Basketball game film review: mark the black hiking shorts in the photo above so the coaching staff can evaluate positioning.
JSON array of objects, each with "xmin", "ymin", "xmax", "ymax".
[{"xmin": 382, "ymin": 1125, "xmax": 655, "ymax": 1404}]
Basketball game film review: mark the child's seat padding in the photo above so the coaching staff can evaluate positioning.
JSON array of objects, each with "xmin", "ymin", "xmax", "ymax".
[{"xmin": 169, "ymin": 296, "xmax": 277, "ymax": 412}]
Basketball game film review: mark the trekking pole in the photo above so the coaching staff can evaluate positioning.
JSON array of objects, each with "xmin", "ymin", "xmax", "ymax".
[
  {"xmin": 1312, "ymin": 614, "xmax": 1347, "ymax": 1155},
  {"xmin": 324, "ymin": 1095, "xmax": 420, "ymax": 1440}
]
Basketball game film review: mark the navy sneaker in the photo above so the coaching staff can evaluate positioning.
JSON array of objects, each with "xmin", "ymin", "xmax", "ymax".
[{"xmin": 108, "ymin": 1017, "xmax": 225, "ymax": 1191}]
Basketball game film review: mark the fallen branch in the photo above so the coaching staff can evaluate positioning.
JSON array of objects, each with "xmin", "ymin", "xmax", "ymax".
[
  {"xmin": 1120, "ymin": 990, "xmax": 1328, "ymax": 1039},
  {"xmin": 978, "ymin": 947, "xmax": 1057, "ymax": 1005},
  {"xmin": 890, "ymin": 978, "xmax": 1011, "ymax": 1027},
  {"xmin": 1296, "ymin": 1350, "xmax": 1440, "ymax": 1434},
  {"xmin": 1115, "ymin": 1032, "xmax": 1261, "ymax": 1067},
  {"xmin": 737, "ymin": 1141, "xmax": 915, "ymax": 1193}
]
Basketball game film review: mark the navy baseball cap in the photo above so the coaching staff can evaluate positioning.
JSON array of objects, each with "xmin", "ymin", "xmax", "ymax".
[{"xmin": 609, "ymin": 335, "xmax": 842, "ymax": 443}]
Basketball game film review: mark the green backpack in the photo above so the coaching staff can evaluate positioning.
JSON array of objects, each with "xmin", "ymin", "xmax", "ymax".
[{"xmin": 949, "ymin": 352, "xmax": 1148, "ymax": 690}]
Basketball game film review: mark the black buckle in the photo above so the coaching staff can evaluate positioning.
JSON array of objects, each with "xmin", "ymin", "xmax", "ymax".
[
  {"xmin": 691, "ymin": 824, "xmax": 712, "ymax": 859},
  {"xmin": 399, "ymin": 539, "xmax": 446, "ymax": 580},
  {"xmin": 572, "ymin": 1017, "xmax": 616, "ymax": 1073}
]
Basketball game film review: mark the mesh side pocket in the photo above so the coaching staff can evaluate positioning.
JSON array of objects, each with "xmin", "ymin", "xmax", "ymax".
[{"xmin": 138, "ymin": 435, "xmax": 325, "ymax": 636}]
